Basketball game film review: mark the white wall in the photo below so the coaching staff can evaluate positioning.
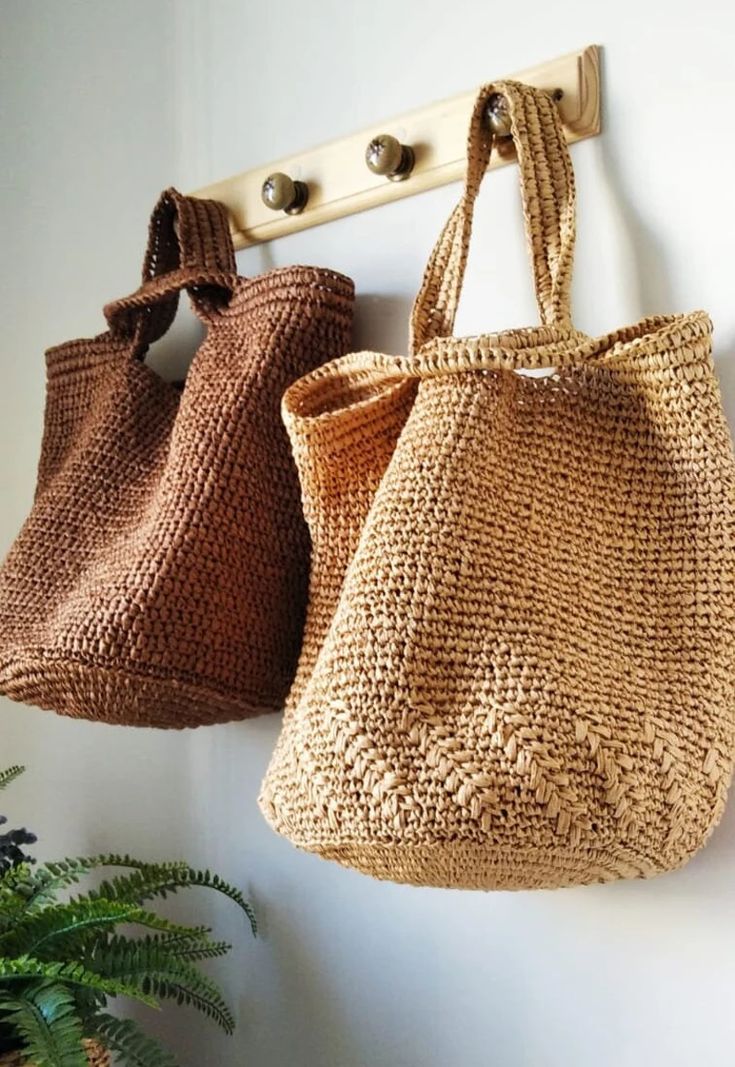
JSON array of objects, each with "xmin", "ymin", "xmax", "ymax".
[{"xmin": 2, "ymin": 2, "xmax": 735, "ymax": 1065}]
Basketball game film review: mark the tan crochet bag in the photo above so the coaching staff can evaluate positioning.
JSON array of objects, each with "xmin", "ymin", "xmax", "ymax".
[
  {"xmin": 0, "ymin": 188, "xmax": 353, "ymax": 727},
  {"xmin": 260, "ymin": 81, "xmax": 735, "ymax": 889}
]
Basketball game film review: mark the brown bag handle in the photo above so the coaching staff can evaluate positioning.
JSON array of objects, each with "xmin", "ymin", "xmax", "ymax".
[
  {"xmin": 104, "ymin": 188, "xmax": 237, "ymax": 348},
  {"xmin": 409, "ymin": 81, "xmax": 576, "ymax": 354}
]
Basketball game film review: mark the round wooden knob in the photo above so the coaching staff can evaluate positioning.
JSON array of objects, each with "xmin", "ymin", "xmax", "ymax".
[
  {"xmin": 485, "ymin": 93, "xmax": 512, "ymax": 138},
  {"xmin": 365, "ymin": 134, "xmax": 415, "ymax": 181},
  {"xmin": 261, "ymin": 172, "xmax": 309, "ymax": 214}
]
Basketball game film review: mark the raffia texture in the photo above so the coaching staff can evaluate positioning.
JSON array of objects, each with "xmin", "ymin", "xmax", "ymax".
[
  {"xmin": 0, "ymin": 1039, "xmax": 109, "ymax": 1066},
  {"xmin": 0, "ymin": 188, "xmax": 354, "ymax": 727},
  {"xmin": 260, "ymin": 81, "xmax": 735, "ymax": 890}
]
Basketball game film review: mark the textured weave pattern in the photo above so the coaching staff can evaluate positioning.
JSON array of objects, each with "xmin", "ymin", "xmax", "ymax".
[
  {"xmin": 0, "ymin": 1039, "xmax": 110, "ymax": 1066},
  {"xmin": 0, "ymin": 188, "xmax": 354, "ymax": 727},
  {"xmin": 260, "ymin": 82, "xmax": 735, "ymax": 890}
]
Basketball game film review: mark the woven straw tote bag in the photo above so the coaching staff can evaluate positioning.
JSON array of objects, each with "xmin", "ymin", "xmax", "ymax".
[
  {"xmin": 0, "ymin": 188, "xmax": 353, "ymax": 727},
  {"xmin": 260, "ymin": 81, "xmax": 735, "ymax": 889},
  {"xmin": 0, "ymin": 1041, "xmax": 109, "ymax": 1067}
]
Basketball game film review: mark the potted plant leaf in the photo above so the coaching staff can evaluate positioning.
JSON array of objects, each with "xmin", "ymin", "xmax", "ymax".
[{"xmin": 0, "ymin": 767, "xmax": 255, "ymax": 1067}]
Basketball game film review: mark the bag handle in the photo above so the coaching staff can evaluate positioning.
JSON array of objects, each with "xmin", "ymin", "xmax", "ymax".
[
  {"xmin": 409, "ymin": 80, "xmax": 576, "ymax": 354},
  {"xmin": 104, "ymin": 188, "xmax": 237, "ymax": 348}
]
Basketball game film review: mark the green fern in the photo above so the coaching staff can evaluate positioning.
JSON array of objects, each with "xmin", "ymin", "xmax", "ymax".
[
  {"xmin": 83, "ymin": 941, "xmax": 236, "ymax": 1033},
  {"xmin": 88, "ymin": 1014, "xmax": 178, "ymax": 1067},
  {"xmin": 0, "ymin": 767, "xmax": 36, "ymax": 876},
  {"xmin": 0, "ymin": 770, "xmax": 254, "ymax": 1067},
  {"xmin": 0, "ymin": 769, "xmax": 25, "ymax": 793},
  {"xmin": 2, "ymin": 899, "xmax": 211, "ymax": 960},
  {"xmin": 82, "ymin": 865, "xmax": 256, "ymax": 935},
  {"xmin": 0, "ymin": 957, "xmax": 158, "ymax": 1008},
  {"xmin": 6, "ymin": 856, "xmax": 189, "ymax": 916},
  {"xmin": 0, "ymin": 873, "xmax": 33, "ymax": 936},
  {"xmin": 95, "ymin": 931, "xmax": 232, "ymax": 965},
  {"xmin": 0, "ymin": 981, "xmax": 87, "ymax": 1067}
]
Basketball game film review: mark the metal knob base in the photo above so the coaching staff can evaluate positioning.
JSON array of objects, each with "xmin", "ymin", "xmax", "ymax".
[
  {"xmin": 485, "ymin": 93, "xmax": 512, "ymax": 138},
  {"xmin": 485, "ymin": 88, "xmax": 563, "ymax": 139},
  {"xmin": 365, "ymin": 134, "xmax": 415, "ymax": 182},
  {"xmin": 261, "ymin": 173, "xmax": 309, "ymax": 215}
]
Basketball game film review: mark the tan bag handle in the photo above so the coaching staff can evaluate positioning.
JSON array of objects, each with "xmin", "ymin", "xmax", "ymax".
[
  {"xmin": 409, "ymin": 80, "xmax": 576, "ymax": 354},
  {"xmin": 105, "ymin": 188, "xmax": 237, "ymax": 348}
]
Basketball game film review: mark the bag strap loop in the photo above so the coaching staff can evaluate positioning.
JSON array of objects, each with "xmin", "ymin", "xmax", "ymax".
[
  {"xmin": 409, "ymin": 81, "xmax": 576, "ymax": 354},
  {"xmin": 104, "ymin": 188, "xmax": 237, "ymax": 348}
]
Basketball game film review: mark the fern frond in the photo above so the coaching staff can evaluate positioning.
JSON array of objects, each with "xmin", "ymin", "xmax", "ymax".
[
  {"xmin": 0, "ymin": 848, "xmax": 249, "ymax": 1049},
  {"xmin": 139, "ymin": 963, "xmax": 235, "ymax": 1034},
  {"xmin": 0, "ymin": 956, "xmax": 159, "ymax": 1008},
  {"xmin": 64, "ymin": 983, "xmax": 106, "ymax": 1022},
  {"xmin": 91, "ymin": 932, "xmax": 231, "ymax": 968},
  {"xmin": 0, "ymin": 768, "xmax": 25, "ymax": 792},
  {"xmin": 0, "ymin": 862, "xmax": 37, "ymax": 895},
  {"xmin": 89, "ymin": 1013, "xmax": 179, "ymax": 1067},
  {"xmin": 6, "ymin": 901, "xmax": 146, "ymax": 956},
  {"xmin": 81, "ymin": 867, "xmax": 256, "ymax": 935},
  {"xmin": 0, "ymin": 980, "xmax": 88, "ymax": 1067},
  {"xmin": 21, "ymin": 856, "xmax": 189, "ymax": 912},
  {"xmin": 84, "ymin": 944, "xmax": 235, "ymax": 1034},
  {"xmin": 0, "ymin": 878, "xmax": 34, "ymax": 935},
  {"xmin": 2, "ymin": 900, "xmax": 207, "ymax": 959},
  {"xmin": 2, "ymin": 856, "xmax": 255, "ymax": 935}
]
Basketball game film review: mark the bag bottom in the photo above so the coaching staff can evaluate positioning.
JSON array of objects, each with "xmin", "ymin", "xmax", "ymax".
[
  {"xmin": 288, "ymin": 838, "xmax": 696, "ymax": 890},
  {"xmin": 0, "ymin": 654, "xmax": 283, "ymax": 728}
]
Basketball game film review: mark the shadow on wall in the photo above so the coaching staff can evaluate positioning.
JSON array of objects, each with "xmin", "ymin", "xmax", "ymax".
[
  {"xmin": 240, "ymin": 901, "xmax": 371, "ymax": 1067},
  {"xmin": 580, "ymin": 785, "xmax": 735, "ymax": 918},
  {"xmin": 143, "ymin": 301, "xmax": 206, "ymax": 382},
  {"xmin": 593, "ymin": 86, "xmax": 735, "ymax": 903},
  {"xmin": 685, "ymin": 782, "xmax": 735, "ymax": 900},
  {"xmin": 712, "ymin": 340, "xmax": 735, "ymax": 430},
  {"xmin": 592, "ymin": 110, "xmax": 735, "ymax": 897},
  {"xmin": 593, "ymin": 134, "xmax": 679, "ymax": 321},
  {"xmin": 524, "ymin": 106, "xmax": 735, "ymax": 907},
  {"xmin": 352, "ymin": 294, "xmax": 414, "ymax": 354},
  {"xmin": 564, "ymin": 140, "xmax": 675, "ymax": 337},
  {"xmin": 581, "ymin": 56, "xmax": 680, "ymax": 326}
]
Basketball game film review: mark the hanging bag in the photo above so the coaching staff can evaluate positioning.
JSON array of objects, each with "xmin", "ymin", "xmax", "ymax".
[
  {"xmin": 260, "ymin": 81, "xmax": 735, "ymax": 889},
  {"xmin": 0, "ymin": 189, "xmax": 354, "ymax": 727}
]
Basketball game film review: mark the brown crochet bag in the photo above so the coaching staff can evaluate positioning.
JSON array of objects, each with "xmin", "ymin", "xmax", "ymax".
[
  {"xmin": 0, "ymin": 188, "xmax": 353, "ymax": 727},
  {"xmin": 260, "ymin": 81, "xmax": 735, "ymax": 889}
]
